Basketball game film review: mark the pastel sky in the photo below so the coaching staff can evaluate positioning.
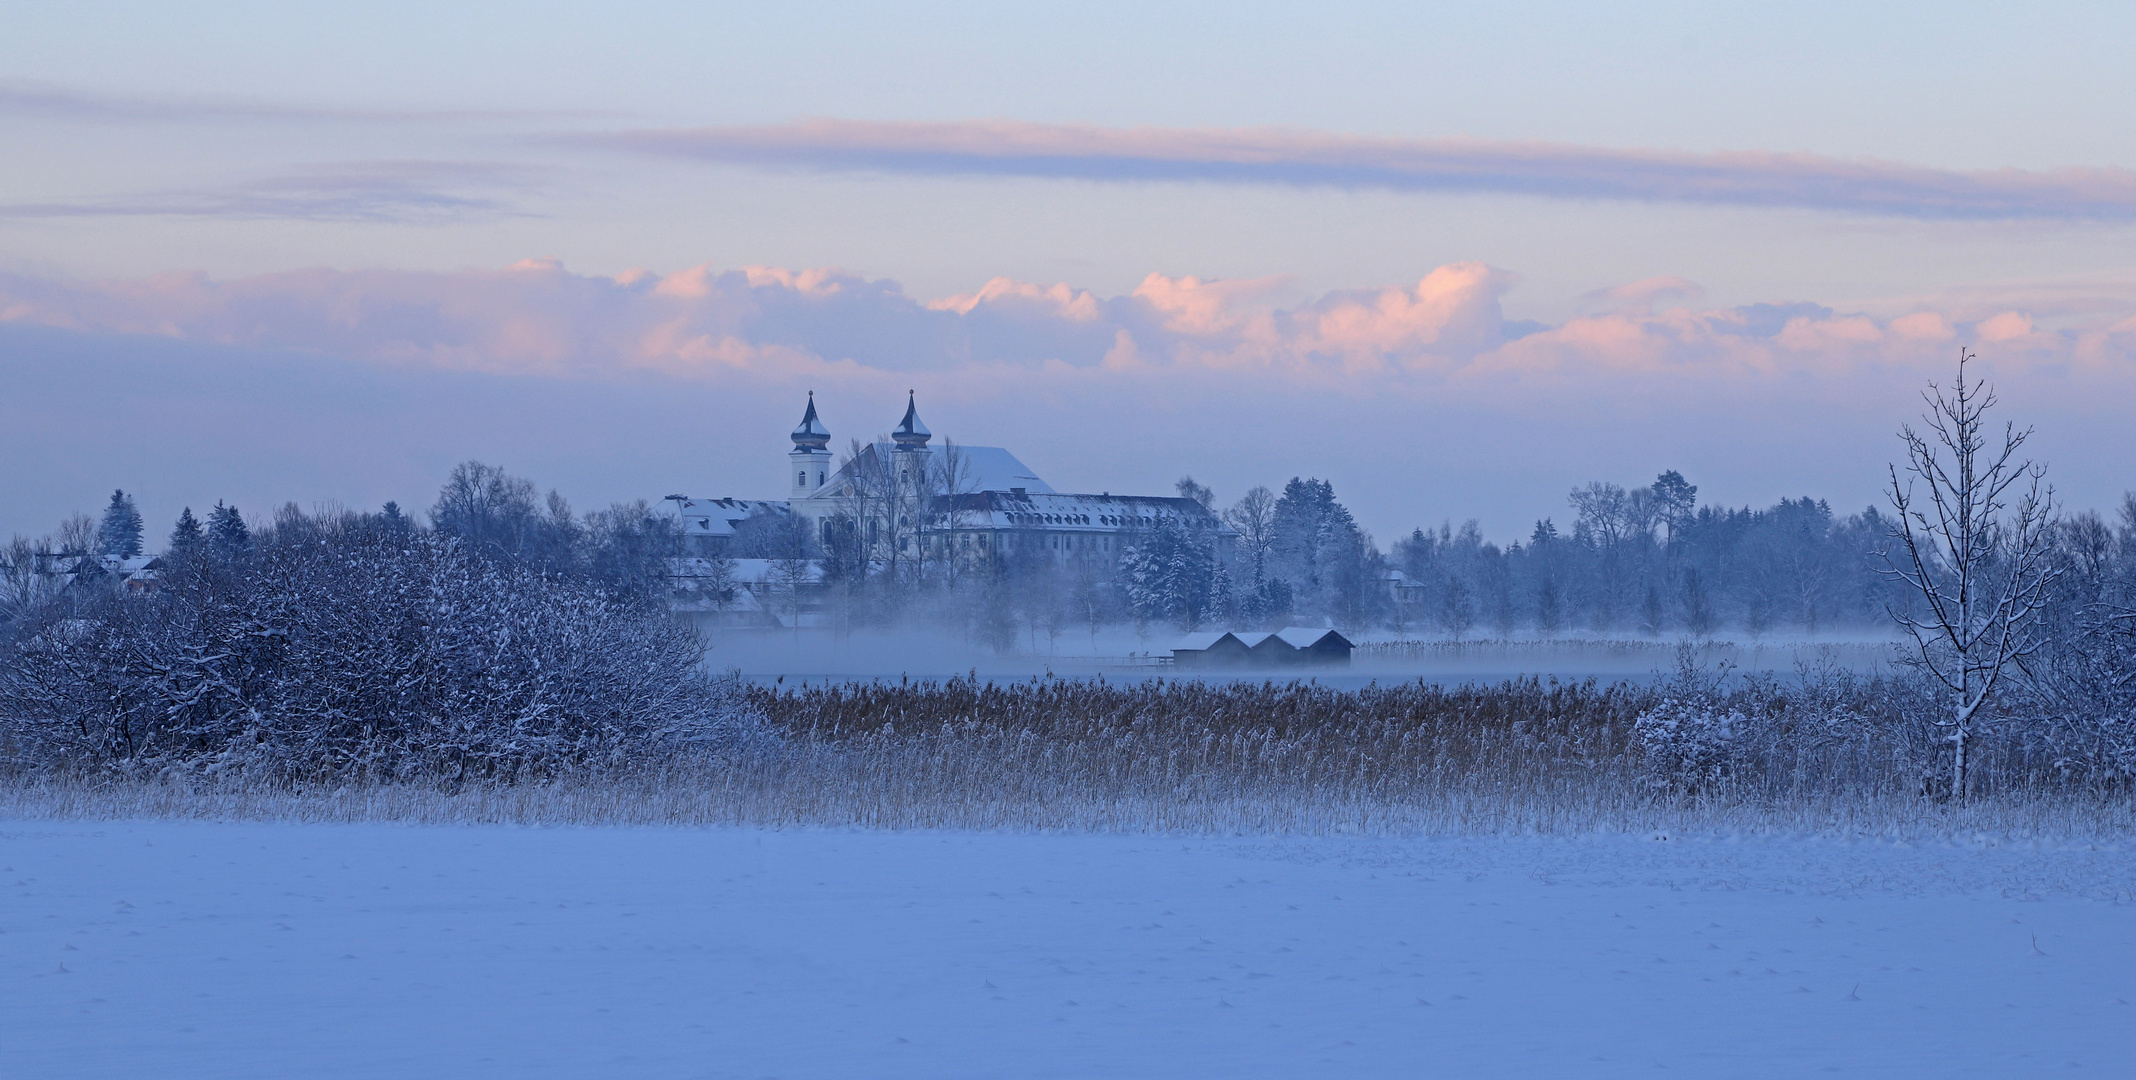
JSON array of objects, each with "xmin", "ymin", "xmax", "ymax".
[{"xmin": 4, "ymin": 1, "xmax": 2134, "ymax": 542}]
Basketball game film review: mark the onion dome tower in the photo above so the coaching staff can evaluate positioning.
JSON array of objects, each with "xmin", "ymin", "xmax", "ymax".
[
  {"xmin": 890, "ymin": 389, "xmax": 933, "ymax": 488},
  {"xmin": 789, "ymin": 392, "xmax": 832, "ymax": 500}
]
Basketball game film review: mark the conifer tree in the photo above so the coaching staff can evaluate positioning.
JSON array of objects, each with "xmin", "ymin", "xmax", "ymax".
[
  {"xmin": 207, "ymin": 501, "xmax": 252, "ymax": 558},
  {"xmin": 168, "ymin": 507, "xmax": 205, "ymax": 554},
  {"xmin": 97, "ymin": 490, "xmax": 144, "ymax": 558}
]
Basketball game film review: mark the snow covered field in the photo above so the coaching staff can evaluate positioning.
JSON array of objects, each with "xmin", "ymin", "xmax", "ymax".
[{"xmin": 5, "ymin": 822, "xmax": 2132, "ymax": 1079}]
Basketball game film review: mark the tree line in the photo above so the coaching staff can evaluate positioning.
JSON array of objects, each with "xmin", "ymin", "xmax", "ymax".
[{"xmin": 0, "ymin": 468, "xmax": 750, "ymax": 781}]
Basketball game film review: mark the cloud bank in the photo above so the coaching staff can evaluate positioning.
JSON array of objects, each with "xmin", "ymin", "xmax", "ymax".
[
  {"xmin": 6, "ymin": 259, "xmax": 2132, "ymax": 385},
  {"xmin": 590, "ymin": 119, "xmax": 2136, "ymax": 221}
]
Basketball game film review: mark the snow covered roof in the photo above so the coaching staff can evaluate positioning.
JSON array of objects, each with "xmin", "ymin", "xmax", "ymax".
[
  {"xmin": 723, "ymin": 558, "xmax": 826, "ymax": 585},
  {"xmin": 1172, "ymin": 631, "xmax": 1241, "ymax": 653},
  {"xmin": 790, "ymin": 394, "xmax": 830, "ymax": 449},
  {"xmin": 670, "ymin": 556, "xmax": 822, "ymax": 581},
  {"xmin": 947, "ymin": 446, "xmax": 1052, "ymax": 494},
  {"xmin": 667, "ymin": 498, "xmax": 787, "ymax": 539},
  {"xmin": 933, "ymin": 490, "xmax": 1234, "ymax": 536},
  {"xmin": 1273, "ymin": 627, "xmax": 1352, "ymax": 649},
  {"xmin": 807, "ymin": 444, "xmax": 1055, "ymax": 500},
  {"xmin": 893, "ymin": 392, "xmax": 931, "ymax": 446},
  {"xmin": 35, "ymin": 553, "xmax": 163, "ymax": 580}
]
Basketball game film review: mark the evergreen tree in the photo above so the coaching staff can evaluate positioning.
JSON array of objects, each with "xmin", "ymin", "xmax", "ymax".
[
  {"xmin": 207, "ymin": 501, "xmax": 252, "ymax": 558},
  {"xmin": 1270, "ymin": 477, "xmax": 1363, "ymax": 616},
  {"xmin": 1207, "ymin": 558, "xmax": 1236, "ymax": 627},
  {"xmin": 1536, "ymin": 574, "xmax": 1562, "ymax": 634},
  {"xmin": 1681, "ymin": 566, "xmax": 1715, "ymax": 637},
  {"xmin": 168, "ymin": 507, "xmax": 205, "ymax": 555},
  {"xmin": 1652, "ymin": 470, "xmax": 1699, "ymax": 542},
  {"xmin": 1123, "ymin": 516, "xmax": 1215, "ymax": 628},
  {"xmin": 97, "ymin": 490, "xmax": 144, "ymax": 558},
  {"xmin": 1239, "ymin": 576, "xmax": 1293, "ymax": 626},
  {"xmin": 1437, "ymin": 574, "xmax": 1475, "ymax": 641}
]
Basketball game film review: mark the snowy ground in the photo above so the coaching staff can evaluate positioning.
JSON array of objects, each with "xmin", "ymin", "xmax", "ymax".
[{"xmin": 5, "ymin": 822, "xmax": 2132, "ymax": 1079}]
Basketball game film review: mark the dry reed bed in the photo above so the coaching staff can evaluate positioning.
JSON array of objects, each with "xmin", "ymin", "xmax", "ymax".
[{"xmin": 4, "ymin": 676, "xmax": 2131, "ymax": 840}]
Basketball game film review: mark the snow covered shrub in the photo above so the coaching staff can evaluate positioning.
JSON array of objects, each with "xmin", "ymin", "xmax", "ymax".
[
  {"xmin": 1633, "ymin": 698, "xmax": 1752, "ymax": 793},
  {"xmin": 0, "ymin": 507, "xmax": 761, "ymax": 783},
  {"xmin": 2020, "ymin": 598, "xmax": 2136, "ymax": 785},
  {"xmin": 1629, "ymin": 647, "xmax": 1907, "ymax": 797}
]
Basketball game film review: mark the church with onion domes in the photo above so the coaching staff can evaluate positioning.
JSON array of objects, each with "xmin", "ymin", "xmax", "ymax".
[{"xmin": 667, "ymin": 391, "xmax": 1234, "ymax": 572}]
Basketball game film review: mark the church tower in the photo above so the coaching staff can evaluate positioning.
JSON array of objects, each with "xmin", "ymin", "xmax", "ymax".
[
  {"xmin": 789, "ymin": 392, "xmax": 832, "ymax": 501},
  {"xmin": 891, "ymin": 389, "xmax": 933, "ymax": 490}
]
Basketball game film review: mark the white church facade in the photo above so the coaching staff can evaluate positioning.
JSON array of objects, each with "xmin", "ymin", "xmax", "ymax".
[{"xmin": 667, "ymin": 392, "xmax": 1234, "ymax": 575}]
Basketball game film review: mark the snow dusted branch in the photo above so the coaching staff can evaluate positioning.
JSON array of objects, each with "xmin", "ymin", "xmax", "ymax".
[{"xmin": 1880, "ymin": 348, "xmax": 2062, "ymax": 800}]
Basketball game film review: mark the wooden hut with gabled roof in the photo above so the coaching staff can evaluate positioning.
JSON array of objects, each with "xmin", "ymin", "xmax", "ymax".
[
  {"xmin": 1271, "ymin": 627, "xmax": 1355, "ymax": 666},
  {"xmin": 1170, "ymin": 631, "xmax": 1251, "ymax": 669},
  {"xmin": 1169, "ymin": 627, "xmax": 1353, "ymax": 669}
]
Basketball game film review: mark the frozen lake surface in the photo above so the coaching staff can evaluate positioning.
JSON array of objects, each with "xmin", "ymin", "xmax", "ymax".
[{"xmin": 5, "ymin": 821, "xmax": 2131, "ymax": 1078}]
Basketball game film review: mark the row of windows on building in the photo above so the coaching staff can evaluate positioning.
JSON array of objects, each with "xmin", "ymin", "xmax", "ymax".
[
  {"xmin": 911, "ymin": 532, "xmax": 1116, "ymax": 556},
  {"xmin": 1002, "ymin": 512, "xmax": 1205, "ymax": 528}
]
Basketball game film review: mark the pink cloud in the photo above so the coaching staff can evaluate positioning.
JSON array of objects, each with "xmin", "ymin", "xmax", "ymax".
[
  {"xmin": 1976, "ymin": 311, "xmax": 2036, "ymax": 342},
  {"xmin": 2, "ymin": 260, "xmax": 2132, "ymax": 395},
  {"xmin": 1888, "ymin": 311, "xmax": 1955, "ymax": 341},
  {"xmin": 928, "ymin": 277, "xmax": 1103, "ymax": 321},
  {"xmin": 1580, "ymin": 275, "xmax": 1706, "ymax": 314},
  {"xmin": 1292, "ymin": 263, "xmax": 1520, "ymax": 371}
]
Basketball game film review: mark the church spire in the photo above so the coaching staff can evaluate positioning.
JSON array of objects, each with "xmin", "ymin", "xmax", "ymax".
[
  {"xmin": 790, "ymin": 390, "xmax": 830, "ymax": 451},
  {"xmin": 892, "ymin": 389, "xmax": 931, "ymax": 449},
  {"xmin": 789, "ymin": 391, "xmax": 833, "ymax": 501}
]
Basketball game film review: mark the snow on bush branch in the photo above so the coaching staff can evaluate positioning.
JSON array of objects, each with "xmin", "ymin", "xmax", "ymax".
[{"xmin": 0, "ymin": 506, "xmax": 767, "ymax": 782}]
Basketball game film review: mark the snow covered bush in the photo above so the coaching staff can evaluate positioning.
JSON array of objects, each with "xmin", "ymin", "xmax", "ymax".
[
  {"xmin": 0, "ymin": 506, "xmax": 766, "ymax": 783},
  {"xmin": 2021, "ymin": 592, "xmax": 2136, "ymax": 784},
  {"xmin": 1632, "ymin": 697, "xmax": 1752, "ymax": 793},
  {"xmin": 1630, "ymin": 649, "xmax": 1901, "ymax": 797}
]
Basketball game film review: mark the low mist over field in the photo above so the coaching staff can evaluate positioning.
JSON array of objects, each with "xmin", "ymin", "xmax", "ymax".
[{"xmin": 7, "ymin": 4, "xmax": 2136, "ymax": 1077}]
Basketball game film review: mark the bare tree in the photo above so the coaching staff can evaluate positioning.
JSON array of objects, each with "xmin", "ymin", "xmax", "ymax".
[
  {"xmin": 430, "ymin": 461, "xmax": 540, "ymax": 558},
  {"xmin": 1175, "ymin": 476, "xmax": 1215, "ymax": 510},
  {"xmin": 54, "ymin": 513, "xmax": 97, "ymax": 556},
  {"xmin": 1436, "ymin": 574, "xmax": 1475, "ymax": 642},
  {"xmin": 1223, "ymin": 486, "xmax": 1278, "ymax": 587},
  {"xmin": 836, "ymin": 437, "xmax": 897, "ymax": 586},
  {"xmin": 1, "ymin": 534, "xmax": 69, "ymax": 628},
  {"xmin": 687, "ymin": 549, "xmax": 738, "ymax": 612},
  {"xmin": 767, "ymin": 516, "xmax": 816, "ymax": 639},
  {"xmin": 1568, "ymin": 481, "xmax": 1632, "ymax": 548},
  {"xmin": 1880, "ymin": 349, "xmax": 2060, "ymax": 800},
  {"xmin": 931, "ymin": 439, "xmax": 979, "ymax": 588}
]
